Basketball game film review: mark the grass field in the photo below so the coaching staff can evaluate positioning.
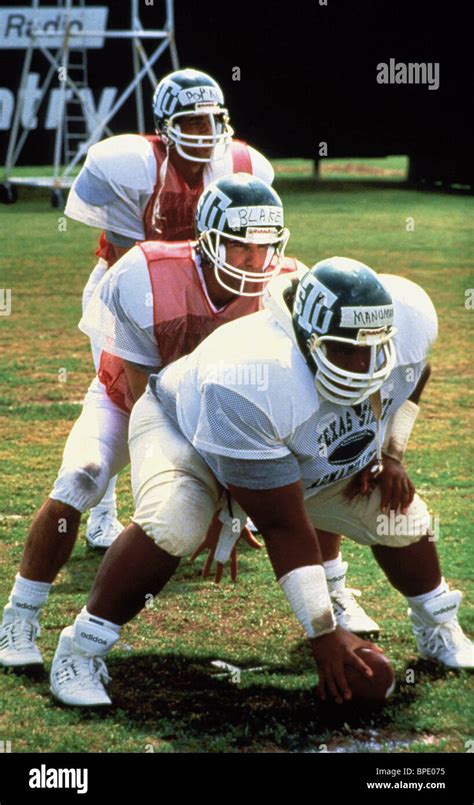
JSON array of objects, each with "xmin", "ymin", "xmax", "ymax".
[{"xmin": 0, "ymin": 162, "xmax": 473, "ymax": 753}]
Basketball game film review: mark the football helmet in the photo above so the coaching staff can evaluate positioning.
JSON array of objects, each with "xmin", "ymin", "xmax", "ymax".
[
  {"xmin": 196, "ymin": 173, "xmax": 290, "ymax": 297},
  {"xmin": 293, "ymin": 257, "xmax": 397, "ymax": 405},
  {"xmin": 152, "ymin": 68, "xmax": 233, "ymax": 162}
]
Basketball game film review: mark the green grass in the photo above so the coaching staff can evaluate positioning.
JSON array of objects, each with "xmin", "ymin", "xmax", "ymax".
[
  {"xmin": 274, "ymin": 155, "xmax": 408, "ymax": 181},
  {"xmin": 0, "ymin": 162, "xmax": 473, "ymax": 753}
]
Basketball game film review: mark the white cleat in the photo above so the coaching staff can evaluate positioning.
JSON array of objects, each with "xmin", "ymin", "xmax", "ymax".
[
  {"xmin": 330, "ymin": 588, "xmax": 381, "ymax": 636},
  {"xmin": 0, "ymin": 616, "xmax": 43, "ymax": 668},
  {"xmin": 246, "ymin": 517, "xmax": 259, "ymax": 534},
  {"xmin": 409, "ymin": 589, "xmax": 474, "ymax": 670},
  {"xmin": 50, "ymin": 626, "xmax": 112, "ymax": 706},
  {"xmin": 85, "ymin": 510, "xmax": 123, "ymax": 550}
]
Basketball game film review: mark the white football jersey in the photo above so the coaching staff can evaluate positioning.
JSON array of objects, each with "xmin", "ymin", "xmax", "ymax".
[
  {"xmin": 152, "ymin": 272, "xmax": 438, "ymax": 494},
  {"xmin": 65, "ymin": 134, "xmax": 274, "ymax": 241},
  {"xmin": 79, "ymin": 245, "xmax": 158, "ymax": 367}
]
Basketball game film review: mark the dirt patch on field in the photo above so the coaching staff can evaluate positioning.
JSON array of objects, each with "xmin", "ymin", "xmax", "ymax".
[{"xmin": 321, "ymin": 163, "xmax": 405, "ymax": 177}]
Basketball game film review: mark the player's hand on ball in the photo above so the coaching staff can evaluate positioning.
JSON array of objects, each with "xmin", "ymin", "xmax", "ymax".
[
  {"xmin": 378, "ymin": 456, "xmax": 415, "ymax": 513},
  {"xmin": 311, "ymin": 626, "xmax": 384, "ymax": 705},
  {"xmin": 191, "ymin": 512, "xmax": 263, "ymax": 583}
]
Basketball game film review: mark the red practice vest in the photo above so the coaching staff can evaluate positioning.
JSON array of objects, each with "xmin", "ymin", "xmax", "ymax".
[
  {"xmin": 95, "ymin": 137, "xmax": 253, "ymax": 265},
  {"xmin": 98, "ymin": 242, "xmax": 298, "ymax": 413}
]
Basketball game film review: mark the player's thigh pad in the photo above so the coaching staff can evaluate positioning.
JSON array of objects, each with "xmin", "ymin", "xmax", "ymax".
[
  {"xmin": 129, "ymin": 388, "xmax": 221, "ymax": 557},
  {"xmin": 305, "ymin": 478, "xmax": 431, "ymax": 547},
  {"xmin": 50, "ymin": 378, "xmax": 130, "ymax": 513}
]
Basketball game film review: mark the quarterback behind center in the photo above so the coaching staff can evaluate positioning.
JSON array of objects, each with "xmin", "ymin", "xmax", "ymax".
[{"xmin": 48, "ymin": 258, "xmax": 472, "ymax": 706}]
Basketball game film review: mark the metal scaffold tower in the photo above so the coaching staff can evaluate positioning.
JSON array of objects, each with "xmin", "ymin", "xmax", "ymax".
[{"xmin": 0, "ymin": 0, "xmax": 179, "ymax": 207}]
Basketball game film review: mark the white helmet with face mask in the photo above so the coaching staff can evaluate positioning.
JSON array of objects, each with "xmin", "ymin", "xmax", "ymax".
[{"xmin": 195, "ymin": 173, "xmax": 290, "ymax": 298}]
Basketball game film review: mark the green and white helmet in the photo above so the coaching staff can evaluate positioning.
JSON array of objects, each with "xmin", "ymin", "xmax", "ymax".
[
  {"xmin": 293, "ymin": 257, "xmax": 397, "ymax": 405},
  {"xmin": 196, "ymin": 173, "xmax": 290, "ymax": 297},
  {"xmin": 152, "ymin": 68, "xmax": 233, "ymax": 162}
]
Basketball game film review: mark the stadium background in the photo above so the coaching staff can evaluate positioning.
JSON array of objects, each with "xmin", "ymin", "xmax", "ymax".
[{"xmin": 0, "ymin": 0, "xmax": 472, "ymax": 186}]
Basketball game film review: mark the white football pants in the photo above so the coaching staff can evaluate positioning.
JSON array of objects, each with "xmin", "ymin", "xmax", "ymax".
[
  {"xmin": 50, "ymin": 378, "xmax": 130, "ymax": 514},
  {"xmin": 129, "ymin": 387, "xmax": 430, "ymax": 556}
]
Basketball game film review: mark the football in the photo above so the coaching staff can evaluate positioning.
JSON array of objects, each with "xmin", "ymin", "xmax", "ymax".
[{"xmin": 344, "ymin": 647, "xmax": 395, "ymax": 707}]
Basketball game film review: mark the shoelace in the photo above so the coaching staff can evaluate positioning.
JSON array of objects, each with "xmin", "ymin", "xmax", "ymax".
[
  {"xmin": 55, "ymin": 654, "xmax": 111, "ymax": 690},
  {"xmin": 88, "ymin": 513, "xmax": 121, "ymax": 540},
  {"xmin": 414, "ymin": 619, "xmax": 471, "ymax": 655},
  {"xmin": 329, "ymin": 588, "xmax": 364, "ymax": 612},
  {"xmin": 1, "ymin": 619, "xmax": 40, "ymax": 651}
]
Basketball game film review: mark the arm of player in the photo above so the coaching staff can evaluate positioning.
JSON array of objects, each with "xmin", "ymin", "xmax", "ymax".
[
  {"xmin": 227, "ymin": 480, "xmax": 381, "ymax": 703},
  {"xmin": 122, "ymin": 361, "xmax": 149, "ymax": 403},
  {"xmin": 79, "ymin": 246, "xmax": 161, "ymax": 371},
  {"xmin": 345, "ymin": 362, "xmax": 432, "ymax": 513}
]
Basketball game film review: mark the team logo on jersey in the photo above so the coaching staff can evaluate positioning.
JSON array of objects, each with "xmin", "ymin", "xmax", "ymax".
[
  {"xmin": 327, "ymin": 429, "xmax": 375, "ymax": 465},
  {"xmin": 293, "ymin": 274, "xmax": 338, "ymax": 335}
]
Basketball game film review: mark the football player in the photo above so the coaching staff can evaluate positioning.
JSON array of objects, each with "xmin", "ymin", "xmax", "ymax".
[
  {"xmin": 66, "ymin": 67, "xmax": 274, "ymax": 549},
  {"xmin": 66, "ymin": 66, "xmax": 380, "ymax": 636},
  {"xmin": 47, "ymin": 257, "xmax": 473, "ymax": 706},
  {"xmin": 0, "ymin": 174, "xmax": 299, "ymax": 672}
]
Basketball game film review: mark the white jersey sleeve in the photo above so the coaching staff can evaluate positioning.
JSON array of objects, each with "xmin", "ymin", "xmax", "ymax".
[
  {"xmin": 192, "ymin": 383, "xmax": 293, "ymax": 460},
  {"xmin": 79, "ymin": 245, "xmax": 160, "ymax": 367},
  {"xmin": 248, "ymin": 145, "xmax": 274, "ymax": 184},
  {"xmin": 65, "ymin": 135, "xmax": 157, "ymax": 241},
  {"xmin": 206, "ymin": 142, "xmax": 274, "ymax": 185},
  {"xmin": 380, "ymin": 274, "xmax": 438, "ymax": 365}
]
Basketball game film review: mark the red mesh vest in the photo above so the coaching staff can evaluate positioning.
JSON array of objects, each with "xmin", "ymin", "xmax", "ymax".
[
  {"xmin": 98, "ymin": 242, "xmax": 298, "ymax": 413},
  {"xmin": 95, "ymin": 137, "xmax": 253, "ymax": 265}
]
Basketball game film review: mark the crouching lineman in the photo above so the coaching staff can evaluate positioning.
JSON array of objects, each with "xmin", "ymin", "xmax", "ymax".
[
  {"xmin": 48, "ymin": 257, "xmax": 473, "ymax": 706},
  {"xmin": 66, "ymin": 67, "xmax": 275, "ymax": 548},
  {"xmin": 0, "ymin": 174, "xmax": 297, "ymax": 671}
]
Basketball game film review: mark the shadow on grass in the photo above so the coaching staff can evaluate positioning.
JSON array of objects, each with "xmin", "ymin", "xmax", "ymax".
[{"xmin": 74, "ymin": 646, "xmax": 425, "ymax": 750}]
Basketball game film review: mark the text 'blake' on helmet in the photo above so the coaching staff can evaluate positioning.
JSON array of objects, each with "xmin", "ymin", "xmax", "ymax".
[
  {"xmin": 292, "ymin": 256, "xmax": 397, "ymax": 405},
  {"xmin": 152, "ymin": 68, "xmax": 233, "ymax": 163},
  {"xmin": 195, "ymin": 173, "xmax": 290, "ymax": 298}
]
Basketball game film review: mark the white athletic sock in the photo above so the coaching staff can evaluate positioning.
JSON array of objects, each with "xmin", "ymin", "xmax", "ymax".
[
  {"xmin": 4, "ymin": 574, "xmax": 52, "ymax": 621},
  {"xmin": 91, "ymin": 476, "xmax": 118, "ymax": 516},
  {"xmin": 72, "ymin": 607, "xmax": 121, "ymax": 656},
  {"xmin": 406, "ymin": 578, "xmax": 448, "ymax": 608},
  {"xmin": 323, "ymin": 553, "xmax": 347, "ymax": 591},
  {"xmin": 77, "ymin": 607, "xmax": 121, "ymax": 634}
]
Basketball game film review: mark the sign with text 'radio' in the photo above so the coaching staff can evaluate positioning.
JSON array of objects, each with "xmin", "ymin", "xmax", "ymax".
[{"xmin": 0, "ymin": 6, "xmax": 109, "ymax": 49}]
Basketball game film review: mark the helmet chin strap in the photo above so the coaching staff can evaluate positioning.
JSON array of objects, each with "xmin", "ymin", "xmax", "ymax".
[{"xmin": 369, "ymin": 390, "xmax": 384, "ymax": 478}]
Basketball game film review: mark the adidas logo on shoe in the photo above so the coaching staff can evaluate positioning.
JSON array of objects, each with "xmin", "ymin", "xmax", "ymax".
[{"xmin": 80, "ymin": 632, "xmax": 107, "ymax": 645}]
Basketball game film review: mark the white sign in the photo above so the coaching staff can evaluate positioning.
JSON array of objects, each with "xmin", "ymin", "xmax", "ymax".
[
  {"xmin": 0, "ymin": 6, "xmax": 109, "ymax": 49},
  {"xmin": 0, "ymin": 73, "xmax": 117, "ymax": 132}
]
